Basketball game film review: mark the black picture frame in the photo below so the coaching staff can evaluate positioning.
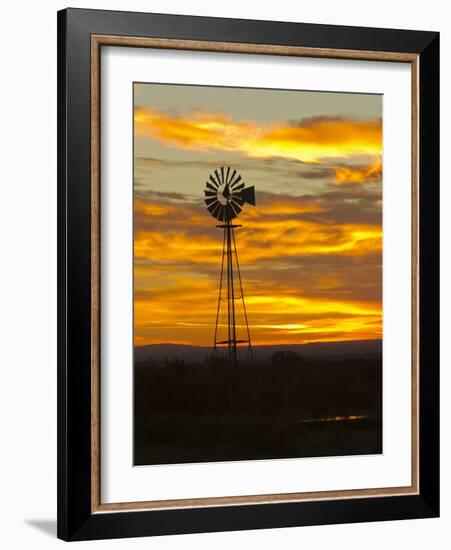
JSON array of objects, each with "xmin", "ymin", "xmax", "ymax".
[{"xmin": 57, "ymin": 7, "xmax": 439, "ymax": 541}]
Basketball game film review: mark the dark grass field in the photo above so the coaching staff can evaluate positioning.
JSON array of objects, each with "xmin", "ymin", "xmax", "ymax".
[{"xmin": 134, "ymin": 347, "xmax": 382, "ymax": 465}]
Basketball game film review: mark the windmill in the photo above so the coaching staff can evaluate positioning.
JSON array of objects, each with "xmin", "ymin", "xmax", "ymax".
[{"xmin": 204, "ymin": 167, "xmax": 255, "ymax": 381}]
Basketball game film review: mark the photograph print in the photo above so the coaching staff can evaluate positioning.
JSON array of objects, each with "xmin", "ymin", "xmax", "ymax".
[{"xmin": 133, "ymin": 82, "xmax": 383, "ymax": 466}]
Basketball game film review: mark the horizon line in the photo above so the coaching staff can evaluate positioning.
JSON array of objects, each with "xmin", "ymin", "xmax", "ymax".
[{"xmin": 134, "ymin": 338, "xmax": 382, "ymax": 349}]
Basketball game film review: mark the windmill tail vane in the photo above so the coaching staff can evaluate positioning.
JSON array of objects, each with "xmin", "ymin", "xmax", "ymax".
[{"xmin": 203, "ymin": 167, "xmax": 256, "ymax": 375}]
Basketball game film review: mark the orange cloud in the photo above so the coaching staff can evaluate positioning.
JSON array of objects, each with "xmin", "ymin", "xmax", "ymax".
[
  {"xmin": 134, "ymin": 194, "xmax": 382, "ymax": 267},
  {"xmin": 333, "ymin": 160, "xmax": 382, "ymax": 185},
  {"xmin": 134, "ymin": 215, "xmax": 381, "ymax": 266},
  {"xmin": 134, "ymin": 107, "xmax": 382, "ymax": 163},
  {"xmin": 134, "ymin": 107, "xmax": 253, "ymax": 150},
  {"xmin": 254, "ymin": 117, "xmax": 381, "ymax": 162}
]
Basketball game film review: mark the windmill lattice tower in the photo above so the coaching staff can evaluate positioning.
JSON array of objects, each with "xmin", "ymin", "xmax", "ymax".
[{"xmin": 204, "ymin": 167, "xmax": 256, "ymax": 378}]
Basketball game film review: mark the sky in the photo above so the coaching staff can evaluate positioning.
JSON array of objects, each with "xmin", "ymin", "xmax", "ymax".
[{"xmin": 133, "ymin": 83, "xmax": 382, "ymax": 347}]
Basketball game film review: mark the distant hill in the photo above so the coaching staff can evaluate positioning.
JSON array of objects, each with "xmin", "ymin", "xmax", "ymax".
[{"xmin": 134, "ymin": 339, "xmax": 382, "ymax": 363}]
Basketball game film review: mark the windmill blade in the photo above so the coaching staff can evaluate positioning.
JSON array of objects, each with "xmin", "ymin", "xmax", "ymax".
[
  {"xmin": 230, "ymin": 174, "xmax": 242, "ymax": 189},
  {"xmin": 228, "ymin": 169, "xmax": 237, "ymax": 186},
  {"xmin": 240, "ymin": 186, "xmax": 256, "ymax": 206},
  {"xmin": 233, "ymin": 182, "xmax": 245, "ymax": 192},
  {"xmin": 209, "ymin": 175, "xmax": 219, "ymax": 188},
  {"xmin": 204, "ymin": 190, "xmax": 216, "ymax": 198},
  {"xmin": 214, "ymin": 169, "xmax": 222, "ymax": 186},
  {"xmin": 206, "ymin": 181, "xmax": 217, "ymax": 192},
  {"xmin": 232, "ymin": 193, "xmax": 245, "ymax": 206},
  {"xmin": 220, "ymin": 166, "xmax": 225, "ymax": 185},
  {"xmin": 230, "ymin": 200, "xmax": 242, "ymax": 216},
  {"xmin": 206, "ymin": 200, "xmax": 218, "ymax": 212},
  {"xmin": 205, "ymin": 196, "xmax": 218, "ymax": 207},
  {"xmin": 207, "ymin": 201, "xmax": 221, "ymax": 219},
  {"xmin": 225, "ymin": 166, "xmax": 231, "ymax": 185}
]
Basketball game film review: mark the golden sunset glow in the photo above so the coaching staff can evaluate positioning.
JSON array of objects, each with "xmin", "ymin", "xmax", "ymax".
[
  {"xmin": 135, "ymin": 107, "xmax": 382, "ymax": 162},
  {"xmin": 134, "ymin": 197, "xmax": 382, "ymax": 265},
  {"xmin": 333, "ymin": 160, "xmax": 383, "ymax": 185},
  {"xmin": 133, "ymin": 84, "xmax": 382, "ymax": 346}
]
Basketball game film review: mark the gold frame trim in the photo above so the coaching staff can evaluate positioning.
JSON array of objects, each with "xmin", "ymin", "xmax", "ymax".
[{"xmin": 90, "ymin": 35, "xmax": 420, "ymax": 514}]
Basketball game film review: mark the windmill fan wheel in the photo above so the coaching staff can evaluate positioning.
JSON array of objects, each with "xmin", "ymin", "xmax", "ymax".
[{"xmin": 204, "ymin": 167, "xmax": 255, "ymax": 222}]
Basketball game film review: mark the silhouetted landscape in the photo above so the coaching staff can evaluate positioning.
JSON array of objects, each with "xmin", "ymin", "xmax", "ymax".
[{"xmin": 134, "ymin": 340, "xmax": 382, "ymax": 465}]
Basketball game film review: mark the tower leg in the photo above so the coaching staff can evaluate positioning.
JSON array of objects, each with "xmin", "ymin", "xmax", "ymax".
[
  {"xmin": 232, "ymin": 228, "xmax": 253, "ymax": 361},
  {"xmin": 227, "ymin": 223, "xmax": 238, "ymax": 384},
  {"xmin": 213, "ymin": 227, "xmax": 227, "ymax": 352},
  {"xmin": 226, "ymin": 223, "xmax": 233, "ymax": 409}
]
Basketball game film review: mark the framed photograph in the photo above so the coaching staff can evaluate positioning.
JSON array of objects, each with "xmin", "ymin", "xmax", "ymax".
[{"xmin": 57, "ymin": 8, "xmax": 439, "ymax": 541}]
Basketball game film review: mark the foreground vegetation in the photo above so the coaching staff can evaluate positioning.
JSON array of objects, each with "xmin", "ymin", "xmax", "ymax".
[{"xmin": 134, "ymin": 350, "xmax": 382, "ymax": 465}]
